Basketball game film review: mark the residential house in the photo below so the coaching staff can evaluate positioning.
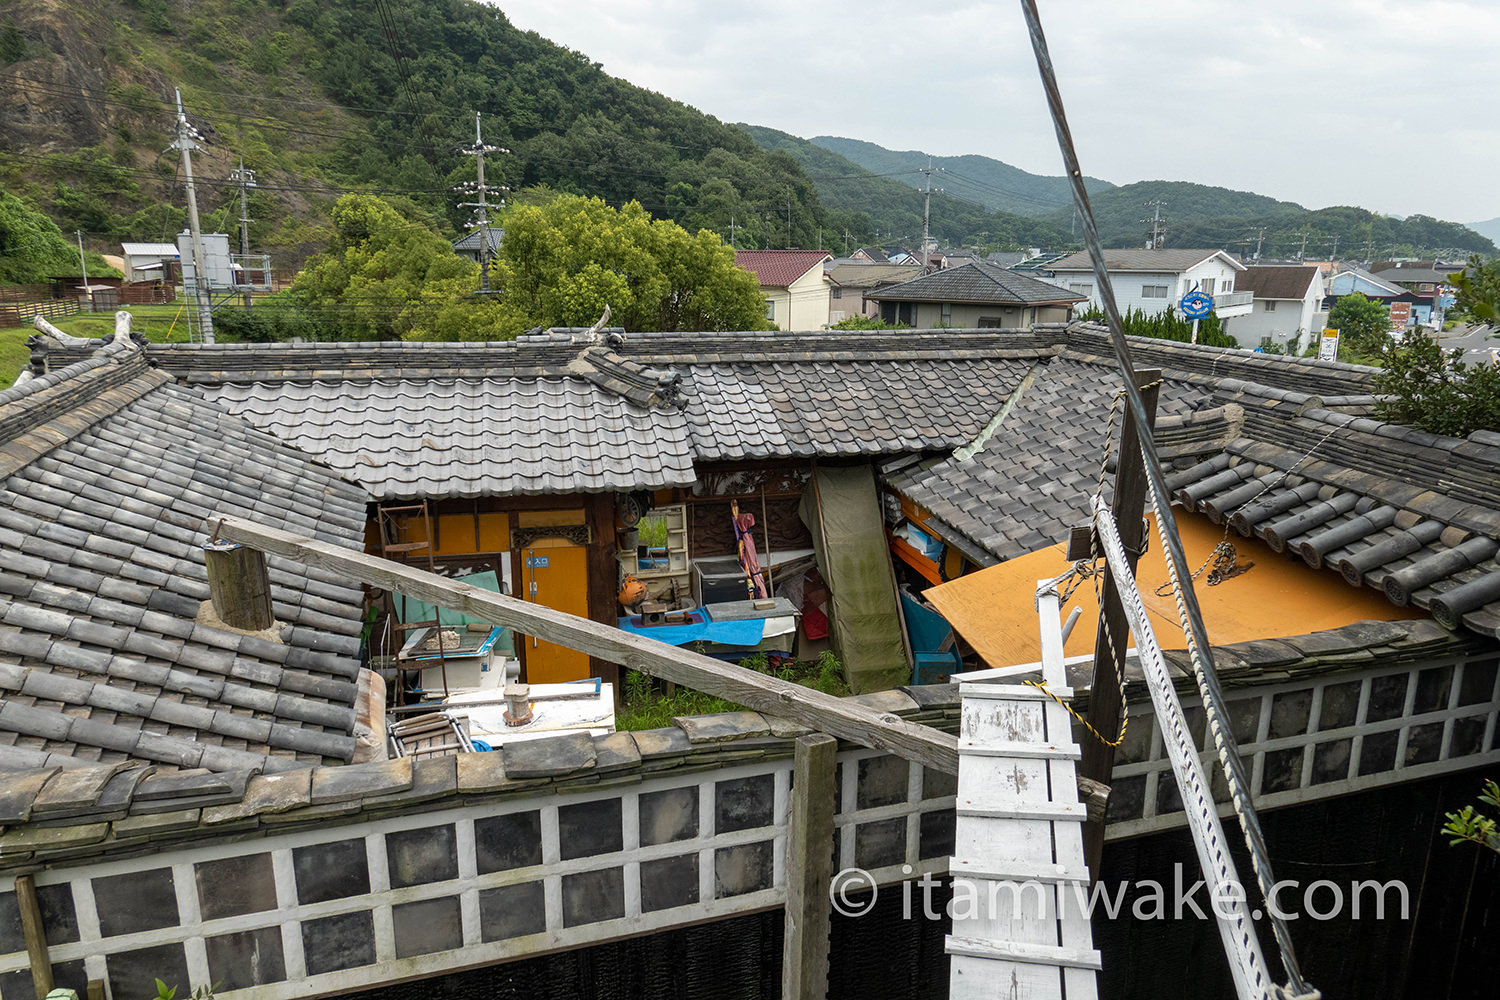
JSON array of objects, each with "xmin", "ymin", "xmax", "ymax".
[
  {"xmin": 734, "ymin": 249, "xmax": 833, "ymax": 330},
  {"xmin": 1042, "ymin": 248, "xmax": 1254, "ymax": 322},
  {"xmin": 451, "ymin": 227, "xmax": 505, "ymax": 263},
  {"xmin": 8, "ymin": 322, "xmax": 1500, "ymax": 1000},
  {"xmin": 824, "ymin": 261, "xmax": 924, "ymax": 323},
  {"xmin": 865, "ymin": 260, "xmax": 1086, "ymax": 327},
  {"xmin": 1365, "ymin": 264, "xmax": 1454, "ymax": 328},
  {"xmin": 850, "ymin": 246, "xmax": 890, "ymax": 263},
  {"xmin": 1230, "ymin": 265, "xmax": 1325, "ymax": 352},
  {"xmin": 1322, "ymin": 266, "xmax": 1437, "ymax": 332}
]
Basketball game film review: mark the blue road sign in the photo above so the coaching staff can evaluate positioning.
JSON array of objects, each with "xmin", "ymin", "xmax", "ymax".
[{"xmin": 1179, "ymin": 290, "xmax": 1214, "ymax": 319}]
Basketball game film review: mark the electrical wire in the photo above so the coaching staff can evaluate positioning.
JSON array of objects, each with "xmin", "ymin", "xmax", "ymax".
[{"xmin": 1017, "ymin": 1, "xmax": 1310, "ymax": 995}]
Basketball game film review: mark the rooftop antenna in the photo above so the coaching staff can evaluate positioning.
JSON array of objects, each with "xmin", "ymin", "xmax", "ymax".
[{"xmin": 454, "ymin": 111, "xmax": 510, "ymax": 294}]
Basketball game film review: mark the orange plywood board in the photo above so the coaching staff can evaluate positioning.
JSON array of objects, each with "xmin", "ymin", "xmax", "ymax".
[{"xmin": 924, "ymin": 512, "xmax": 1428, "ymax": 671}]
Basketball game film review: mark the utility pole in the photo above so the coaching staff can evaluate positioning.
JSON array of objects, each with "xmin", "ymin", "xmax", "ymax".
[
  {"xmin": 728, "ymin": 216, "xmax": 742, "ymax": 249},
  {"xmin": 841, "ymin": 227, "xmax": 852, "ymax": 254},
  {"xmin": 786, "ymin": 198, "xmax": 793, "ymax": 249},
  {"xmin": 1252, "ymin": 226, "xmax": 1266, "ymax": 262},
  {"xmin": 1140, "ymin": 200, "xmax": 1166, "ymax": 249},
  {"xmin": 75, "ymin": 230, "xmax": 93, "ymax": 313},
  {"xmin": 1363, "ymin": 234, "xmax": 1375, "ymax": 264},
  {"xmin": 1296, "ymin": 232, "xmax": 1310, "ymax": 262},
  {"xmin": 455, "ymin": 111, "xmax": 510, "ymax": 294},
  {"xmin": 919, "ymin": 156, "xmax": 937, "ymax": 266},
  {"xmin": 1328, "ymin": 234, "xmax": 1341, "ymax": 261},
  {"xmin": 172, "ymin": 88, "xmax": 214, "ymax": 343},
  {"xmin": 229, "ymin": 157, "xmax": 256, "ymax": 309}
]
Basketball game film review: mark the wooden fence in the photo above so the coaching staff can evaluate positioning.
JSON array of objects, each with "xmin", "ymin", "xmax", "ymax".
[{"xmin": 0, "ymin": 298, "xmax": 80, "ymax": 329}]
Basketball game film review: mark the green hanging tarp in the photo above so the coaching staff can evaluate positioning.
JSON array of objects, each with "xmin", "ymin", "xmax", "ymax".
[{"xmin": 799, "ymin": 462, "xmax": 910, "ymax": 693}]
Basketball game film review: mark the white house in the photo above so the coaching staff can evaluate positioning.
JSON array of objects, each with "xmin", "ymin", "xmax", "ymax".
[
  {"xmin": 1231, "ymin": 266, "xmax": 1325, "ymax": 353},
  {"xmin": 734, "ymin": 250, "xmax": 833, "ymax": 330},
  {"xmin": 1042, "ymin": 248, "xmax": 1253, "ymax": 319}
]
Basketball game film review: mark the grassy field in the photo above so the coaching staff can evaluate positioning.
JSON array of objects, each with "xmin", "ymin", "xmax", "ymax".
[{"xmin": 0, "ymin": 303, "xmax": 202, "ymax": 388}]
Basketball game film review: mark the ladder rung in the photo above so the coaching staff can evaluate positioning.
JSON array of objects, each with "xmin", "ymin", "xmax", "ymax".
[
  {"xmin": 946, "ymin": 935, "xmax": 1102, "ymax": 971},
  {"xmin": 958, "ymin": 741, "xmax": 1081, "ymax": 760},
  {"xmin": 395, "ymin": 620, "xmax": 442, "ymax": 631},
  {"xmin": 383, "ymin": 541, "xmax": 431, "ymax": 553}
]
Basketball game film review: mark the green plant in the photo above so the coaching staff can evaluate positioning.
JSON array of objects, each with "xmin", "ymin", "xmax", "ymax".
[
  {"xmin": 1442, "ymin": 779, "xmax": 1500, "ymax": 854},
  {"xmin": 1373, "ymin": 331, "xmax": 1500, "ymax": 436},
  {"xmin": 828, "ymin": 315, "xmax": 908, "ymax": 331},
  {"xmin": 1076, "ymin": 304, "xmax": 1237, "ymax": 348},
  {"xmin": 1327, "ymin": 291, "xmax": 1392, "ymax": 356}
]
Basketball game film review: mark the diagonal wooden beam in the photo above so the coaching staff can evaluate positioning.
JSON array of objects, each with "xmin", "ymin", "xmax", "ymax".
[{"xmin": 211, "ymin": 516, "xmax": 960, "ymax": 774}]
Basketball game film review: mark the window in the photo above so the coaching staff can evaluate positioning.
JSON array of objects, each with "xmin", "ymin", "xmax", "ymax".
[
  {"xmin": 832, "ymin": 288, "xmax": 842, "ymax": 299},
  {"xmin": 1142, "ymin": 284, "xmax": 1169, "ymax": 298},
  {"xmin": 1264, "ymin": 299, "xmax": 1277, "ymax": 312},
  {"xmin": 1199, "ymin": 277, "xmax": 1216, "ymax": 295},
  {"xmin": 940, "ymin": 302, "xmax": 953, "ymax": 326},
  {"xmin": 764, "ymin": 299, "xmax": 775, "ymax": 320},
  {"xmin": 977, "ymin": 316, "xmax": 1004, "ymax": 328},
  {"xmin": 1068, "ymin": 282, "xmax": 1093, "ymax": 296},
  {"xmin": 1221, "ymin": 279, "xmax": 1233, "ymax": 294}
]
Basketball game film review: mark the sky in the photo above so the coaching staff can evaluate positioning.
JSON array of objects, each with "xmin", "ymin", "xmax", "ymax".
[{"xmin": 492, "ymin": 0, "xmax": 1500, "ymax": 226}]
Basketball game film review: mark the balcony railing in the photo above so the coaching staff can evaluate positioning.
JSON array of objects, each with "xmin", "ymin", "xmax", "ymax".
[{"xmin": 1215, "ymin": 291, "xmax": 1254, "ymax": 310}]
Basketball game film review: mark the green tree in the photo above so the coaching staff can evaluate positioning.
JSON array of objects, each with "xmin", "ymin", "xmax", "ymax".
[
  {"xmin": 1449, "ymin": 255, "xmax": 1500, "ymax": 323},
  {"xmin": 1327, "ymin": 291, "xmax": 1392, "ymax": 355},
  {"xmin": 288, "ymin": 194, "xmax": 502, "ymax": 341},
  {"xmin": 490, "ymin": 195, "xmax": 771, "ymax": 335},
  {"xmin": 0, "ymin": 192, "xmax": 118, "ymax": 284},
  {"xmin": 1373, "ymin": 331, "xmax": 1500, "ymax": 437}
]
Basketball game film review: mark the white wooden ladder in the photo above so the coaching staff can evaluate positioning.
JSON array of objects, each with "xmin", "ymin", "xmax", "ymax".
[{"xmin": 946, "ymin": 583, "xmax": 1100, "ymax": 1000}]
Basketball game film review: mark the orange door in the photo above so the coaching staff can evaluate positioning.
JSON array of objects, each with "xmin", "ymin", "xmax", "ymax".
[{"xmin": 521, "ymin": 542, "xmax": 591, "ymax": 682}]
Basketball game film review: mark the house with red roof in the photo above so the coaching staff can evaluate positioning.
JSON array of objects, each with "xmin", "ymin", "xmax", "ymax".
[{"xmin": 734, "ymin": 249, "xmax": 833, "ymax": 330}]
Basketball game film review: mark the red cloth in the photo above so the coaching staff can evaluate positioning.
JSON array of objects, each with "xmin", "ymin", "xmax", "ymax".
[{"xmin": 734, "ymin": 512, "xmax": 769, "ymax": 599}]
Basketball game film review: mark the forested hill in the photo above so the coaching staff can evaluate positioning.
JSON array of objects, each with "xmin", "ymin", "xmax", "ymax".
[
  {"xmin": 809, "ymin": 135, "xmax": 1114, "ymax": 218},
  {"xmin": 1069, "ymin": 181, "xmax": 1497, "ymax": 257},
  {"xmin": 738, "ymin": 125, "xmax": 1070, "ymax": 250},
  {"xmin": 0, "ymin": 0, "xmax": 869, "ymax": 262}
]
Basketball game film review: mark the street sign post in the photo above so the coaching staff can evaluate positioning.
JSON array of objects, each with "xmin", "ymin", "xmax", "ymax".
[
  {"xmin": 1319, "ymin": 327, "xmax": 1341, "ymax": 361},
  {"xmin": 1179, "ymin": 289, "xmax": 1214, "ymax": 345}
]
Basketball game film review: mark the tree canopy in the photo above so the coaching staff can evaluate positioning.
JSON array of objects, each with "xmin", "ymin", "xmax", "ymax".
[
  {"xmin": 1327, "ymin": 292, "xmax": 1392, "ymax": 356},
  {"xmin": 283, "ymin": 194, "xmax": 507, "ymax": 341},
  {"xmin": 1449, "ymin": 255, "xmax": 1500, "ymax": 324},
  {"xmin": 488, "ymin": 195, "xmax": 770, "ymax": 336},
  {"xmin": 0, "ymin": 192, "xmax": 118, "ymax": 285},
  {"xmin": 1374, "ymin": 331, "xmax": 1500, "ymax": 437}
]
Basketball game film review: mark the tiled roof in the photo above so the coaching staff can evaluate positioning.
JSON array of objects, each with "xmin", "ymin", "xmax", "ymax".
[
  {"xmin": 1162, "ymin": 382, "xmax": 1500, "ymax": 639},
  {"xmin": 866, "ymin": 261, "xmax": 1087, "ymax": 305},
  {"xmin": 451, "ymin": 227, "xmax": 505, "ymax": 252},
  {"xmin": 1329, "ymin": 268, "xmax": 1404, "ymax": 296},
  {"xmin": 1047, "ymin": 249, "xmax": 1244, "ymax": 273},
  {"xmin": 1369, "ymin": 268, "xmax": 1449, "ymax": 286},
  {"xmin": 85, "ymin": 339, "xmax": 699, "ymax": 500},
  {"xmin": 1235, "ymin": 265, "xmax": 1321, "ymax": 300},
  {"xmin": 826, "ymin": 262, "xmax": 925, "ymax": 290},
  {"xmin": 0, "ymin": 344, "xmax": 371, "ymax": 773},
  {"xmin": 733, "ymin": 250, "xmax": 832, "ymax": 288},
  {"xmin": 202, "ymin": 374, "xmax": 696, "ymax": 499},
  {"xmin": 888, "ymin": 356, "xmax": 1218, "ymax": 561}
]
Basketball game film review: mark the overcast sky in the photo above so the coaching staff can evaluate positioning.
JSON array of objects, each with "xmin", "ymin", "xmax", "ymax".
[{"xmin": 493, "ymin": 0, "xmax": 1500, "ymax": 227}]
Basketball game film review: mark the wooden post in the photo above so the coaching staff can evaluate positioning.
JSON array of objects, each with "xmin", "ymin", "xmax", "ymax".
[
  {"xmin": 202, "ymin": 540, "xmax": 274, "ymax": 630},
  {"xmin": 210, "ymin": 515, "xmax": 960, "ymax": 773},
  {"xmin": 782, "ymin": 733, "xmax": 837, "ymax": 1000},
  {"xmin": 585, "ymin": 493, "xmax": 621, "ymax": 704},
  {"xmin": 15, "ymin": 875, "xmax": 52, "ymax": 999},
  {"xmin": 1079, "ymin": 368, "xmax": 1160, "ymax": 877}
]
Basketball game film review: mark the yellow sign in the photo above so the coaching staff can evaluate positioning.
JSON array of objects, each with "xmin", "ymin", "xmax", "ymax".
[{"xmin": 1319, "ymin": 327, "xmax": 1340, "ymax": 361}]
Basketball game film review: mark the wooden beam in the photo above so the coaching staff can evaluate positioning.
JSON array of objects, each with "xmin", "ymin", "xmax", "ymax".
[
  {"xmin": 1079, "ymin": 367, "xmax": 1160, "ymax": 877},
  {"xmin": 782, "ymin": 733, "xmax": 837, "ymax": 1000},
  {"xmin": 211, "ymin": 516, "xmax": 960, "ymax": 774},
  {"xmin": 15, "ymin": 875, "xmax": 52, "ymax": 999},
  {"xmin": 584, "ymin": 492, "xmax": 622, "ymax": 704}
]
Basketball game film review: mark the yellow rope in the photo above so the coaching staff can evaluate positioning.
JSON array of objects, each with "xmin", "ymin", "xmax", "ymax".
[{"xmin": 1023, "ymin": 677, "xmax": 1128, "ymax": 747}]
